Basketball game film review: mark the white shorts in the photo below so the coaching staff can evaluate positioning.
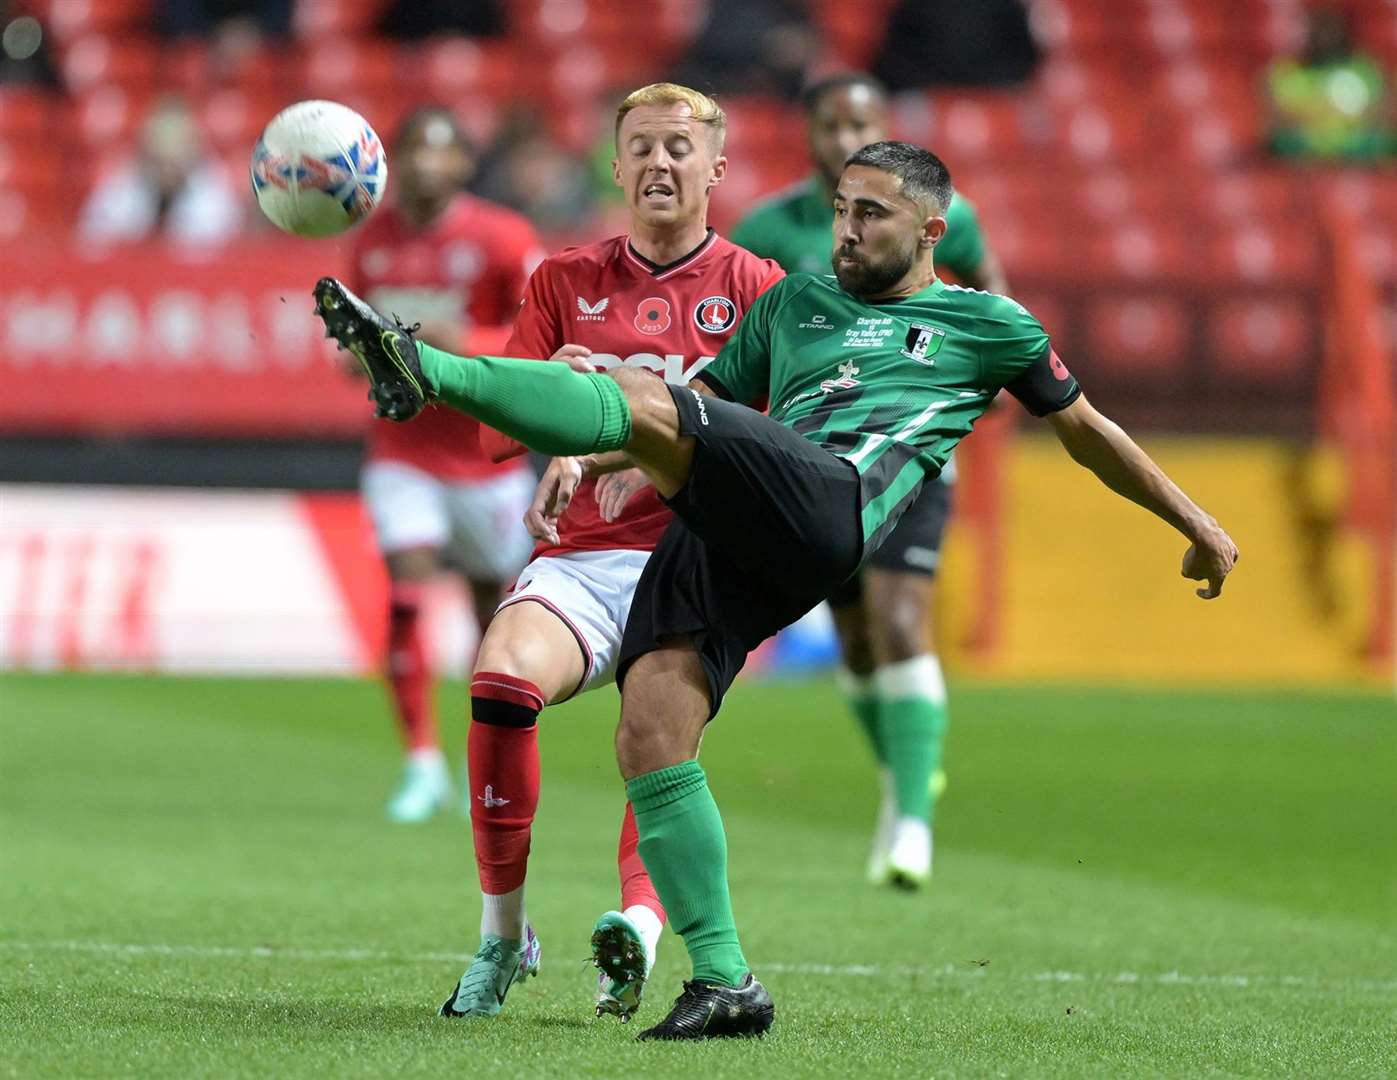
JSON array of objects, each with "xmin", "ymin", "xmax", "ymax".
[
  {"xmin": 496, "ymin": 548, "xmax": 651, "ymax": 698},
  {"xmin": 361, "ymin": 460, "xmax": 535, "ymax": 582}
]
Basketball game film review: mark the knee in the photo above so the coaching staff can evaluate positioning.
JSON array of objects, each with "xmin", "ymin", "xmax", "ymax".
[
  {"xmin": 615, "ymin": 649, "xmax": 708, "ymax": 778},
  {"xmin": 885, "ymin": 611, "xmax": 930, "ymax": 662},
  {"xmin": 872, "ymin": 596, "xmax": 933, "ymax": 664}
]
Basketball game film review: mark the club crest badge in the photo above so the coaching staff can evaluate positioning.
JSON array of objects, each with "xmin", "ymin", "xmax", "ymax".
[
  {"xmin": 901, "ymin": 323, "xmax": 946, "ymax": 366},
  {"xmin": 693, "ymin": 295, "xmax": 737, "ymax": 333}
]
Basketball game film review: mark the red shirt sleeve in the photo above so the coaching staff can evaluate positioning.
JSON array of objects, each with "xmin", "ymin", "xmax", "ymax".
[
  {"xmin": 481, "ymin": 260, "xmax": 564, "ymax": 462},
  {"xmin": 755, "ymin": 259, "xmax": 785, "ymax": 297}
]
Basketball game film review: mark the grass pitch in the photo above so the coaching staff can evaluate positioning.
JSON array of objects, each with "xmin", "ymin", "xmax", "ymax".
[{"xmin": 1, "ymin": 673, "xmax": 1394, "ymax": 1078}]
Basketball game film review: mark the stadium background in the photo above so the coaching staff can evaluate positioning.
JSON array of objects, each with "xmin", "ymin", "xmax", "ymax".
[
  {"xmin": 0, "ymin": 0, "xmax": 1392, "ymax": 687},
  {"xmin": 2, "ymin": 3, "xmax": 1396, "ymax": 1076}
]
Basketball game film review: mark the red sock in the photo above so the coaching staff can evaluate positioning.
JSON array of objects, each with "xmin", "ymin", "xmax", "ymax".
[
  {"xmin": 618, "ymin": 801, "xmax": 667, "ymax": 925},
  {"xmin": 387, "ymin": 581, "xmax": 436, "ymax": 751},
  {"xmin": 469, "ymin": 672, "xmax": 545, "ymax": 894}
]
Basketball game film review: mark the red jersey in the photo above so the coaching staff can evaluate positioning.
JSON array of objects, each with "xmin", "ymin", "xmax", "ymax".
[
  {"xmin": 352, "ymin": 194, "xmax": 543, "ymax": 481},
  {"xmin": 503, "ymin": 230, "xmax": 783, "ymax": 558}
]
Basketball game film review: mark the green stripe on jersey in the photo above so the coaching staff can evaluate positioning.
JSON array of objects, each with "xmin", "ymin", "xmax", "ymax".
[{"xmin": 704, "ymin": 274, "xmax": 1049, "ymax": 547}]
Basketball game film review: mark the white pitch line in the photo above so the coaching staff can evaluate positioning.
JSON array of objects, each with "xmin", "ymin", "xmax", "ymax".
[{"xmin": 3, "ymin": 940, "xmax": 1395, "ymax": 994}]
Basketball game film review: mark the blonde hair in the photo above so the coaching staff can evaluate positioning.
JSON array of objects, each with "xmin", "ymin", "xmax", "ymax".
[{"xmin": 614, "ymin": 82, "xmax": 726, "ymax": 150}]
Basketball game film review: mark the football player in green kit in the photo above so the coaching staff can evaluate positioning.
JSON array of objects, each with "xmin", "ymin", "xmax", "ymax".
[
  {"xmin": 732, "ymin": 73, "xmax": 1010, "ymax": 888},
  {"xmin": 313, "ymin": 140, "xmax": 1238, "ymax": 1039}
]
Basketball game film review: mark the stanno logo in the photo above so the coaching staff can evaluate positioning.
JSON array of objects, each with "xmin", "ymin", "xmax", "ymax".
[
  {"xmin": 799, "ymin": 313, "xmax": 836, "ymax": 330},
  {"xmin": 688, "ymin": 388, "xmax": 710, "ymax": 426},
  {"xmin": 576, "ymin": 296, "xmax": 610, "ymax": 320},
  {"xmin": 477, "ymin": 785, "xmax": 511, "ymax": 808},
  {"xmin": 901, "ymin": 323, "xmax": 946, "ymax": 365}
]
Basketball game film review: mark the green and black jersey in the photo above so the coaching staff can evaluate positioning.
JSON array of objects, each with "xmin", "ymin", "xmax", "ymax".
[
  {"xmin": 699, "ymin": 274, "xmax": 1080, "ymax": 552},
  {"xmin": 731, "ymin": 176, "xmax": 987, "ymax": 281}
]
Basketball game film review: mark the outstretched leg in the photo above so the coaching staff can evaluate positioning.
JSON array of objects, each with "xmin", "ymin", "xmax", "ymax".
[{"xmin": 313, "ymin": 277, "xmax": 696, "ymax": 494}]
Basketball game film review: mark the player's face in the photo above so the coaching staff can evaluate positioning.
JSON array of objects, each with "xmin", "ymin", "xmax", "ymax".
[
  {"xmin": 831, "ymin": 165, "xmax": 944, "ymax": 299},
  {"xmin": 613, "ymin": 104, "xmax": 726, "ymax": 230},
  {"xmin": 397, "ymin": 117, "xmax": 472, "ymax": 203},
  {"xmin": 808, "ymin": 85, "xmax": 888, "ymax": 188}
]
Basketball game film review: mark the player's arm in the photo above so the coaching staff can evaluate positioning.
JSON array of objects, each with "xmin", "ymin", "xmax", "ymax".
[{"xmin": 1045, "ymin": 396, "xmax": 1238, "ymax": 598}]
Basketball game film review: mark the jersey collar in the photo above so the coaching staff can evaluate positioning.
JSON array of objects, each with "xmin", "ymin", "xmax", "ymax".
[
  {"xmin": 624, "ymin": 228, "xmax": 717, "ymax": 280},
  {"xmin": 867, "ymin": 276, "xmax": 946, "ymax": 306}
]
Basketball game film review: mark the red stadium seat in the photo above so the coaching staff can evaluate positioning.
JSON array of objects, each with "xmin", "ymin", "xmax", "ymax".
[
  {"xmin": 0, "ymin": 143, "xmax": 62, "ymax": 191},
  {"xmin": 1204, "ymin": 170, "xmax": 1300, "ymax": 222},
  {"xmin": 1209, "ymin": 298, "xmax": 1311, "ymax": 377},
  {"xmin": 1210, "ymin": 223, "xmax": 1319, "ymax": 286},
  {"xmin": 1085, "ymin": 295, "xmax": 1191, "ymax": 373},
  {"xmin": 1056, "ymin": 103, "xmax": 1149, "ymax": 164},
  {"xmin": 198, "ymin": 88, "xmax": 285, "ymax": 154},
  {"xmin": 1087, "ymin": 221, "xmax": 1194, "ymax": 279},
  {"xmin": 304, "ymin": 39, "xmax": 400, "ymax": 97},
  {"xmin": 415, "ymin": 39, "xmax": 519, "ymax": 100},
  {"xmin": 931, "ymin": 93, "xmax": 1048, "ymax": 164},
  {"xmin": 41, "ymin": 0, "xmax": 151, "ymax": 42},
  {"xmin": 61, "ymin": 35, "xmax": 160, "ymax": 94},
  {"xmin": 294, "ymin": 0, "xmax": 388, "ymax": 39},
  {"xmin": 0, "ymin": 89, "xmax": 55, "ymax": 140},
  {"xmin": 74, "ymin": 85, "xmax": 148, "ymax": 148}
]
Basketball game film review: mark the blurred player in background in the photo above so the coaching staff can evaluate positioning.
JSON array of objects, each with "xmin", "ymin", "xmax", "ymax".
[
  {"xmin": 731, "ymin": 73, "xmax": 1009, "ymax": 888},
  {"xmin": 350, "ymin": 107, "xmax": 543, "ymax": 823},
  {"xmin": 435, "ymin": 83, "xmax": 782, "ymax": 1023}
]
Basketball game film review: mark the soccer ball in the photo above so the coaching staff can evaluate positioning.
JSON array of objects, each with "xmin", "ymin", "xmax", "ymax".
[{"xmin": 250, "ymin": 100, "xmax": 387, "ymax": 238}]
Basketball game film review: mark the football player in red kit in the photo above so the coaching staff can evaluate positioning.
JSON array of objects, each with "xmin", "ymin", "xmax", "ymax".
[
  {"xmin": 438, "ymin": 83, "xmax": 781, "ymax": 1023},
  {"xmin": 351, "ymin": 107, "xmax": 543, "ymax": 823}
]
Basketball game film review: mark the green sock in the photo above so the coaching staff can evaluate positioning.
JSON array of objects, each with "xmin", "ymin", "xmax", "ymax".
[
  {"xmin": 875, "ymin": 655, "xmax": 949, "ymax": 822},
  {"xmin": 416, "ymin": 343, "xmax": 631, "ymax": 456},
  {"xmin": 626, "ymin": 761, "xmax": 748, "ymax": 987},
  {"xmin": 838, "ymin": 668, "xmax": 885, "ymax": 765}
]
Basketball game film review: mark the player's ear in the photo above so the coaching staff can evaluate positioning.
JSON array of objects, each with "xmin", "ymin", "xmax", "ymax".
[
  {"xmin": 921, "ymin": 214, "xmax": 947, "ymax": 250},
  {"xmin": 612, "ymin": 156, "xmax": 623, "ymax": 189},
  {"xmin": 707, "ymin": 153, "xmax": 727, "ymax": 192}
]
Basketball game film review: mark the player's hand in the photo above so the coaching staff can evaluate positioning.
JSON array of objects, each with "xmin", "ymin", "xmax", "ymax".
[
  {"xmin": 550, "ymin": 344, "xmax": 595, "ymax": 372},
  {"xmin": 1181, "ymin": 523, "xmax": 1239, "ymax": 600},
  {"xmin": 595, "ymin": 468, "xmax": 652, "ymax": 523},
  {"xmin": 524, "ymin": 456, "xmax": 584, "ymax": 545}
]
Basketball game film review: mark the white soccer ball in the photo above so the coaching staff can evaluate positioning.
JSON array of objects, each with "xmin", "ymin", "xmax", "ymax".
[{"xmin": 250, "ymin": 100, "xmax": 387, "ymax": 237}]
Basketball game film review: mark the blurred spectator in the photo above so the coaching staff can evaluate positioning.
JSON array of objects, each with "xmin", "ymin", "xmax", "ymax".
[
  {"xmin": 873, "ymin": 0, "xmax": 1037, "ymax": 90},
  {"xmin": 673, "ymin": 0, "xmax": 818, "ymax": 101},
  {"xmin": 157, "ymin": 0, "xmax": 290, "ymax": 84},
  {"xmin": 78, "ymin": 96, "xmax": 243, "ymax": 246},
  {"xmin": 1265, "ymin": 5, "xmax": 1392, "ymax": 161},
  {"xmin": 156, "ymin": 0, "xmax": 290, "ymax": 38},
  {"xmin": 474, "ymin": 115, "xmax": 593, "ymax": 233},
  {"xmin": 0, "ymin": 3, "xmax": 60, "ymax": 90},
  {"xmin": 378, "ymin": 0, "xmax": 504, "ymax": 39}
]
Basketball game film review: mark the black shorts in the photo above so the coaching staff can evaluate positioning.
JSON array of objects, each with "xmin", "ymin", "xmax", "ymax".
[
  {"xmin": 826, "ymin": 478, "xmax": 953, "ymax": 608},
  {"xmin": 618, "ymin": 386, "xmax": 863, "ymax": 716}
]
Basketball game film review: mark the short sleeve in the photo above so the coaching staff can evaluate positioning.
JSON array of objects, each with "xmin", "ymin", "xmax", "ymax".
[
  {"xmin": 980, "ymin": 300, "xmax": 1081, "ymax": 417},
  {"xmin": 698, "ymin": 279, "xmax": 782, "ymax": 404}
]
